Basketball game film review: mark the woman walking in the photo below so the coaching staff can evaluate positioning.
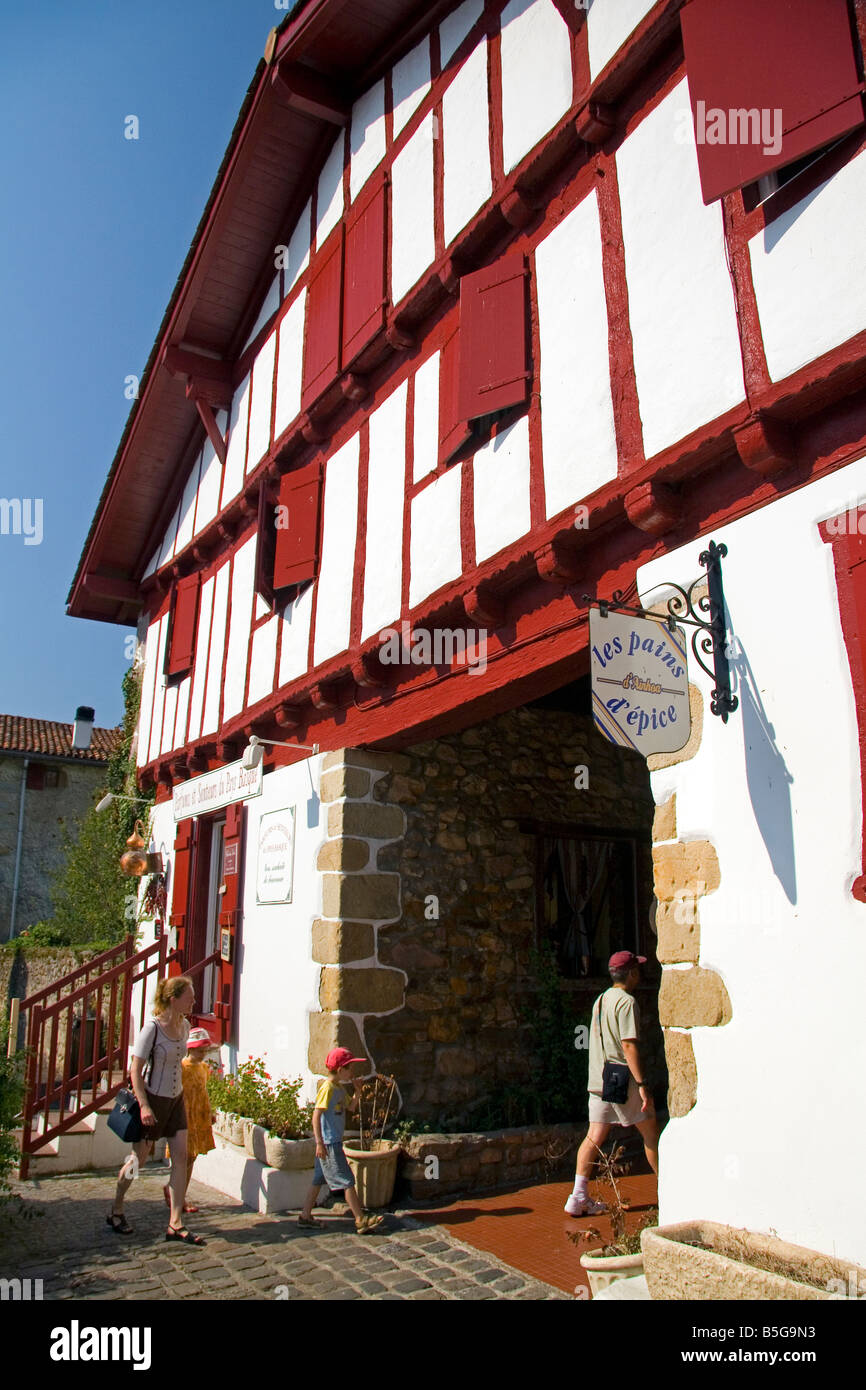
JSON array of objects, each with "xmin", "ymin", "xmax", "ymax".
[{"xmin": 107, "ymin": 975, "xmax": 206, "ymax": 1245}]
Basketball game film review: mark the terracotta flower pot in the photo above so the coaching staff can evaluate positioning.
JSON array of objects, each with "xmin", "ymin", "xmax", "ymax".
[
  {"xmin": 264, "ymin": 1134, "xmax": 316, "ymax": 1171},
  {"xmin": 342, "ymin": 1139, "xmax": 399, "ymax": 1208},
  {"xmin": 579, "ymin": 1249, "xmax": 644, "ymax": 1298}
]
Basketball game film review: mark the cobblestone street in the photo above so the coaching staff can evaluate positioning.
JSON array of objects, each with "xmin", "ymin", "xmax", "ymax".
[{"xmin": 0, "ymin": 1165, "xmax": 568, "ymax": 1301}]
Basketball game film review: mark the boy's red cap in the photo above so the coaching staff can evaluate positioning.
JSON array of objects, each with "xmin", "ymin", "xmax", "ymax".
[{"xmin": 326, "ymin": 1047, "xmax": 366, "ymax": 1069}]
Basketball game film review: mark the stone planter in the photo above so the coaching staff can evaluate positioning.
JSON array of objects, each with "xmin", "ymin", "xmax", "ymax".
[
  {"xmin": 642, "ymin": 1221, "xmax": 866, "ymax": 1300},
  {"xmin": 243, "ymin": 1120, "xmax": 268, "ymax": 1163},
  {"xmin": 226, "ymin": 1113, "xmax": 246, "ymax": 1148},
  {"xmin": 343, "ymin": 1139, "xmax": 399, "ymax": 1208},
  {"xmin": 580, "ymin": 1250, "xmax": 644, "ymax": 1298},
  {"xmin": 213, "ymin": 1110, "xmax": 229, "ymax": 1139},
  {"xmin": 264, "ymin": 1134, "xmax": 316, "ymax": 1171}
]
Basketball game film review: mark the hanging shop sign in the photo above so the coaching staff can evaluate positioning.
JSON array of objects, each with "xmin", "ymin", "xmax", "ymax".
[
  {"xmin": 256, "ymin": 808, "xmax": 296, "ymax": 905},
  {"xmin": 589, "ymin": 608, "xmax": 691, "ymax": 755},
  {"xmin": 173, "ymin": 758, "xmax": 263, "ymax": 822}
]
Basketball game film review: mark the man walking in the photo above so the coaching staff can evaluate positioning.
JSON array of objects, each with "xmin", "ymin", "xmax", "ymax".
[{"xmin": 565, "ymin": 950, "xmax": 659, "ymax": 1216}]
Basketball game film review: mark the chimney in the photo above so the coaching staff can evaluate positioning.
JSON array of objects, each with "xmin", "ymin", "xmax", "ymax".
[{"xmin": 72, "ymin": 706, "xmax": 95, "ymax": 751}]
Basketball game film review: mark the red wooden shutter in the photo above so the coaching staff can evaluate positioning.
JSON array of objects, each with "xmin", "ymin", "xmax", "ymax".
[
  {"xmin": 438, "ymin": 323, "xmax": 473, "ymax": 465},
  {"xmin": 273, "ymin": 461, "xmax": 323, "ymax": 590},
  {"xmin": 301, "ymin": 226, "xmax": 344, "ymax": 409},
  {"xmin": 169, "ymin": 820, "xmax": 194, "ymax": 971},
  {"xmin": 216, "ymin": 802, "xmax": 244, "ymax": 1036},
  {"xmin": 166, "ymin": 574, "xmax": 200, "ymax": 677},
  {"xmin": 457, "ymin": 253, "xmax": 529, "ymax": 423},
  {"xmin": 681, "ymin": 0, "xmax": 865, "ymax": 204},
  {"xmin": 342, "ymin": 176, "xmax": 387, "ymax": 366}
]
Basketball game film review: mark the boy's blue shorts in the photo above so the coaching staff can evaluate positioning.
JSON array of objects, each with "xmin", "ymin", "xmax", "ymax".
[{"xmin": 313, "ymin": 1142, "xmax": 355, "ymax": 1190}]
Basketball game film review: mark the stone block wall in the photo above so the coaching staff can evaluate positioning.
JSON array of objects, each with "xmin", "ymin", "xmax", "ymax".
[
  {"xmin": 398, "ymin": 1123, "xmax": 587, "ymax": 1201},
  {"xmin": 322, "ymin": 704, "xmax": 661, "ymax": 1126},
  {"xmin": 648, "ymin": 684, "xmax": 733, "ymax": 1118},
  {"xmin": 0, "ymin": 758, "xmax": 106, "ymax": 941}
]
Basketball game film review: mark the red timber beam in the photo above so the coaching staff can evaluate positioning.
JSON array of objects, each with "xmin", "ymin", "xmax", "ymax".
[{"xmin": 160, "ymin": 345, "xmax": 233, "ymax": 465}]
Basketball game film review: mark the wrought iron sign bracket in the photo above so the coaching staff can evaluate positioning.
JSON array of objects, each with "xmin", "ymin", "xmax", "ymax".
[{"xmin": 583, "ymin": 540, "xmax": 738, "ymax": 722}]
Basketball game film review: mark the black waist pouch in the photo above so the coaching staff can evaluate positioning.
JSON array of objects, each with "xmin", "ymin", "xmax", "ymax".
[{"xmin": 601, "ymin": 1061, "xmax": 631, "ymax": 1105}]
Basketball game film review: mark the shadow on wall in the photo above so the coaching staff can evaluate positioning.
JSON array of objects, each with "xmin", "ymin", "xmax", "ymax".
[{"xmin": 731, "ymin": 639, "xmax": 796, "ymax": 904}]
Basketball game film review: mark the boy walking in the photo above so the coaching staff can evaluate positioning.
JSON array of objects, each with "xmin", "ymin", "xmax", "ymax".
[{"xmin": 299, "ymin": 1048, "xmax": 384, "ymax": 1234}]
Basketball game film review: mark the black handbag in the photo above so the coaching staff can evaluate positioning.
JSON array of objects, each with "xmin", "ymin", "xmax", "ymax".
[
  {"xmin": 596, "ymin": 990, "xmax": 632, "ymax": 1104},
  {"xmin": 107, "ymin": 1033, "xmax": 156, "ymax": 1143}
]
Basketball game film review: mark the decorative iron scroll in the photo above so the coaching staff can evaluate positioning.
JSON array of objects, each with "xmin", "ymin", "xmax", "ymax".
[{"xmin": 582, "ymin": 540, "xmax": 738, "ymax": 722}]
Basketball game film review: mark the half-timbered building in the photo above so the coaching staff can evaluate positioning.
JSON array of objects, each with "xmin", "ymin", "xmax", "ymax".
[{"xmin": 69, "ymin": 0, "xmax": 866, "ymax": 1265}]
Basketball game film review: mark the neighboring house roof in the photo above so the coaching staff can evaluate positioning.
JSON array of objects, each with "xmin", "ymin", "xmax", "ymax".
[
  {"xmin": 66, "ymin": 0, "xmax": 443, "ymax": 627},
  {"xmin": 0, "ymin": 715, "xmax": 120, "ymax": 764}
]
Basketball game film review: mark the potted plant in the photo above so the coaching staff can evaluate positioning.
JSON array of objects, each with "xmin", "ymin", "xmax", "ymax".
[
  {"xmin": 567, "ymin": 1141, "xmax": 657, "ymax": 1297},
  {"xmin": 262, "ymin": 1076, "xmax": 315, "ymax": 1170},
  {"xmin": 343, "ymin": 1074, "xmax": 401, "ymax": 1208}
]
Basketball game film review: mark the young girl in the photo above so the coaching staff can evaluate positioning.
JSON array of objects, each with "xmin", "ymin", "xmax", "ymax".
[{"xmin": 170, "ymin": 1026, "xmax": 217, "ymax": 1213}]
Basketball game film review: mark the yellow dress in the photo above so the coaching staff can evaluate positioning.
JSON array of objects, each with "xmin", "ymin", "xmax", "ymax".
[{"xmin": 182, "ymin": 1057, "xmax": 216, "ymax": 1158}]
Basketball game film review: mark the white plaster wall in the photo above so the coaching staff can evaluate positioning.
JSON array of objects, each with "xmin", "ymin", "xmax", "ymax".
[
  {"xmin": 247, "ymin": 616, "xmax": 279, "ymax": 708},
  {"xmin": 202, "ymin": 562, "xmax": 229, "ymax": 737},
  {"xmin": 160, "ymin": 680, "xmax": 178, "ymax": 757},
  {"xmin": 312, "ymin": 433, "xmax": 360, "ymax": 665},
  {"xmin": 316, "ymin": 136, "xmax": 345, "ymax": 248},
  {"xmin": 440, "ymin": 0, "xmax": 483, "ymax": 66},
  {"xmin": 442, "ymin": 40, "xmax": 492, "ymax": 246},
  {"xmin": 147, "ymin": 618, "xmax": 168, "ymax": 764},
  {"xmin": 586, "ymin": 0, "xmax": 657, "ymax": 80},
  {"xmin": 500, "ymin": 0, "xmax": 573, "ymax": 174},
  {"xmin": 187, "ymin": 575, "xmax": 214, "ymax": 745},
  {"xmin": 362, "ymin": 382, "xmax": 407, "ymax": 640},
  {"xmin": 413, "ymin": 350, "xmax": 440, "ymax": 484},
  {"xmin": 242, "ymin": 275, "xmax": 280, "ymax": 352},
  {"xmin": 156, "ymin": 503, "xmax": 179, "ymax": 570},
  {"xmin": 193, "ymin": 430, "xmax": 225, "ymax": 538},
  {"xmin": 246, "ymin": 331, "xmax": 276, "ymax": 474},
  {"xmin": 536, "ymin": 189, "xmax": 618, "ymax": 517},
  {"xmin": 274, "ymin": 289, "xmax": 306, "ymax": 441},
  {"xmin": 391, "ymin": 112, "xmax": 436, "ymax": 305},
  {"xmin": 233, "ymin": 755, "xmax": 325, "ymax": 1098},
  {"xmin": 283, "ymin": 200, "xmax": 311, "ymax": 294},
  {"xmin": 171, "ymin": 677, "xmax": 190, "ymax": 750},
  {"xmin": 392, "ymin": 39, "xmax": 430, "ymax": 138},
  {"xmin": 221, "ymin": 376, "xmax": 250, "ymax": 506},
  {"xmin": 350, "ymin": 79, "xmax": 386, "ymax": 202},
  {"xmin": 617, "ymin": 82, "xmax": 745, "ymax": 458},
  {"xmin": 409, "ymin": 465, "xmax": 463, "ymax": 607},
  {"xmin": 136, "ymin": 617, "xmax": 160, "ymax": 766},
  {"xmin": 222, "ymin": 536, "xmax": 257, "ymax": 723},
  {"xmin": 749, "ymin": 148, "xmax": 866, "ymax": 383},
  {"xmin": 637, "ymin": 456, "xmax": 866, "ymax": 1265},
  {"xmin": 279, "ymin": 584, "xmax": 314, "ymax": 687},
  {"xmin": 142, "ymin": 546, "xmax": 159, "ymax": 581},
  {"xmin": 472, "ymin": 416, "xmax": 531, "ymax": 563},
  {"xmin": 174, "ymin": 454, "xmax": 201, "ymax": 556}
]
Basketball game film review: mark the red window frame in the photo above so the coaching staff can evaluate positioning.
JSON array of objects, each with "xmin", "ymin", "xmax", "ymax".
[
  {"xmin": 819, "ymin": 507, "xmax": 866, "ymax": 902},
  {"xmin": 301, "ymin": 226, "xmax": 344, "ymax": 410},
  {"xmin": 165, "ymin": 573, "xmax": 201, "ymax": 678},
  {"xmin": 457, "ymin": 252, "xmax": 530, "ymax": 423},
  {"xmin": 272, "ymin": 460, "xmax": 323, "ymax": 592},
  {"xmin": 342, "ymin": 175, "xmax": 388, "ymax": 367},
  {"xmin": 681, "ymin": 0, "xmax": 865, "ymax": 204}
]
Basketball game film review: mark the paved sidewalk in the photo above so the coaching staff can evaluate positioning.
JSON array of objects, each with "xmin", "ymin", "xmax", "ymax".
[{"xmin": 0, "ymin": 1164, "xmax": 568, "ymax": 1301}]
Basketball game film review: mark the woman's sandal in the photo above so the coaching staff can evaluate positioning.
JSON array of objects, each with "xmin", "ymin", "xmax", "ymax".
[
  {"xmin": 106, "ymin": 1212, "xmax": 133, "ymax": 1235},
  {"xmin": 165, "ymin": 1223, "xmax": 206, "ymax": 1245},
  {"xmin": 164, "ymin": 1183, "xmax": 199, "ymax": 1214},
  {"xmin": 297, "ymin": 1215, "xmax": 324, "ymax": 1228}
]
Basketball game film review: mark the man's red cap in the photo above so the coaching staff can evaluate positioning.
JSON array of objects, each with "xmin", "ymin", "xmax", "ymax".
[
  {"xmin": 608, "ymin": 950, "xmax": 647, "ymax": 971},
  {"xmin": 326, "ymin": 1047, "xmax": 366, "ymax": 1070}
]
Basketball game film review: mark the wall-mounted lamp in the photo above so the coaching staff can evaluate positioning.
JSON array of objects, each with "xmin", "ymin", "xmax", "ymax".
[
  {"xmin": 241, "ymin": 734, "xmax": 320, "ymax": 770},
  {"xmin": 96, "ymin": 792, "xmax": 152, "ymax": 814}
]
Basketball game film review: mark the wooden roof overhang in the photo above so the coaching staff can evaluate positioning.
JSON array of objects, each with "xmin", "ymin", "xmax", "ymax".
[{"xmin": 67, "ymin": 0, "xmax": 446, "ymax": 626}]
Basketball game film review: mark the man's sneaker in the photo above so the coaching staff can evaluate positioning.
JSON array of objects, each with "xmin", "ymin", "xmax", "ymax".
[
  {"xmin": 564, "ymin": 1195, "xmax": 608, "ymax": 1217},
  {"xmin": 355, "ymin": 1213, "xmax": 385, "ymax": 1234}
]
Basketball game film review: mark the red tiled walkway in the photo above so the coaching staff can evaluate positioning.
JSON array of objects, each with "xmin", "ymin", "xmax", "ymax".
[{"xmin": 413, "ymin": 1174, "xmax": 658, "ymax": 1296}]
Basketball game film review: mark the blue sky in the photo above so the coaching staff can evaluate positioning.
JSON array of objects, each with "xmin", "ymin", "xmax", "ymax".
[{"xmin": 0, "ymin": 1, "xmax": 282, "ymax": 729}]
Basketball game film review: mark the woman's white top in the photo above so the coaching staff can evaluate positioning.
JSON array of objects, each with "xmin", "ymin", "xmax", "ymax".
[{"xmin": 131, "ymin": 1016, "xmax": 189, "ymax": 1098}]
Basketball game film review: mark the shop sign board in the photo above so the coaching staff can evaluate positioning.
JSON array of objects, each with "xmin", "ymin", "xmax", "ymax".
[
  {"xmin": 172, "ymin": 759, "xmax": 263, "ymax": 822},
  {"xmin": 256, "ymin": 808, "xmax": 296, "ymax": 905},
  {"xmin": 589, "ymin": 608, "xmax": 691, "ymax": 756}
]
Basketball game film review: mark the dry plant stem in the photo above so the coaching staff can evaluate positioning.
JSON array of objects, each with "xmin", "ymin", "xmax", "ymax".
[{"xmin": 377, "ymin": 1077, "xmax": 396, "ymax": 1144}]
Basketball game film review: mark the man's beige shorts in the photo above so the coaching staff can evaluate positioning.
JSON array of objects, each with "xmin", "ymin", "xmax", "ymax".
[{"xmin": 588, "ymin": 1081, "xmax": 647, "ymax": 1127}]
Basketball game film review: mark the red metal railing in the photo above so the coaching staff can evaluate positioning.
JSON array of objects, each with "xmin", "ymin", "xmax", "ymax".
[{"xmin": 17, "ymin": 936, "xmax": 176, "ymax": 1179}]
